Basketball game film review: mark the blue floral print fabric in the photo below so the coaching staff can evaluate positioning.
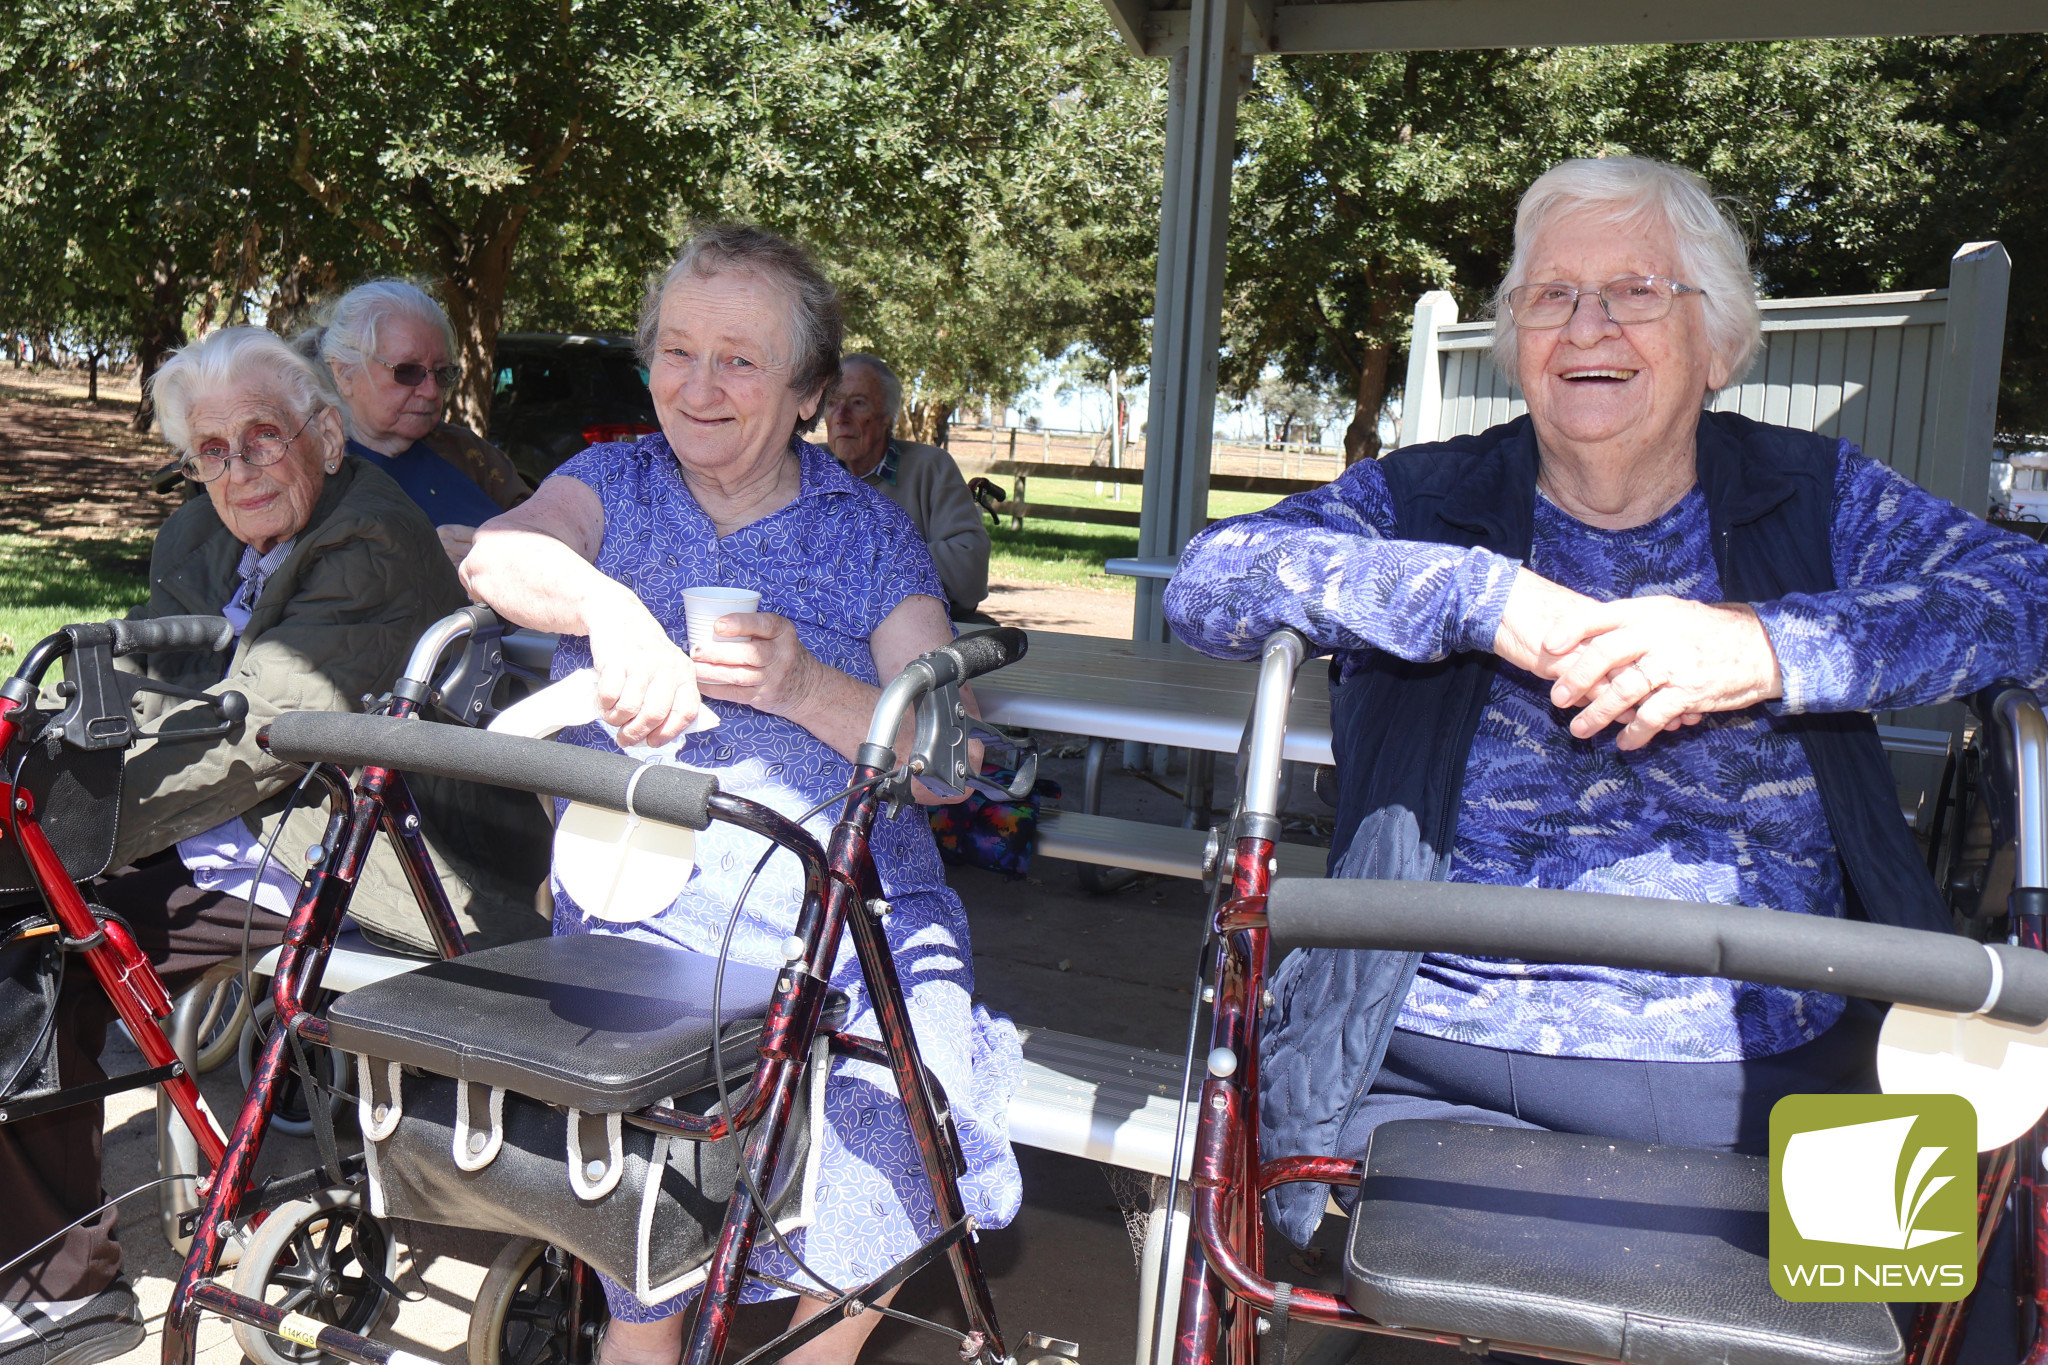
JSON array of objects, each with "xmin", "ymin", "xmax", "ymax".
[
  {"xmin": 544, "ymin": 434, "xmax": 1022, "ymax": 1318},
  {"xmin": 1164, "ymin": 445, "xmax": 2048, "ymax": 1063}
]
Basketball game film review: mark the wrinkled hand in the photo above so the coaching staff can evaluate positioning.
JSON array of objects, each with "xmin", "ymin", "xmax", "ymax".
[
  {"xmin": 1541, "ymin": 596, "xmax": 1783, "ymax": 750},
  {"xmin": 1491, "ymin": 569, "xmax": 1604, "ymax": 676},
  {"xmin": 587, "ymin": 596, "xmax": 701, "ymax": 746},
  {"xmin": 692, "ymin": 612, "xmax": 825, "ymax": 719},
  {"xmin": 437, "ymin": 524, "xmax": 477, "ymax": 568}
]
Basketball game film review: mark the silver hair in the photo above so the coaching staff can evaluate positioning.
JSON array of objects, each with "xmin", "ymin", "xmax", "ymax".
[
  {"xmin": 1490, "ymin": 156, "xmax": 1763, "ymax": 389},
  {"xmin": 301, "ymin": 279, "xmax": 458, "ymax": 390},
  {"xmin": 635, "ymin": 223, "xmax": 842, "ymax": 403},
  {"xmin": 840, "ymin": 354, "xmax": 904, "ymax": 424},
  {"xmin": 151, "ymin": 326, "xmax": 340, "ymax": 454}
]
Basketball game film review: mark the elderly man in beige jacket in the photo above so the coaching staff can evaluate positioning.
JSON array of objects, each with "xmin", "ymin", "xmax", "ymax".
[{"xmin": 826, "ymin": 354, "xmax": 991, "ymax": 619}]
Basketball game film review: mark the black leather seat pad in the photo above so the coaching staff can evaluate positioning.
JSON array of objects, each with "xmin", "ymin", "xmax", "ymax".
[
  {"xmin": 1344, "ymin": 1120, "xmax": 1902, "ymax": 1365},
  {"xmin": 325, "ymin": 935, "xmax": 848, "ymax": 1112}
]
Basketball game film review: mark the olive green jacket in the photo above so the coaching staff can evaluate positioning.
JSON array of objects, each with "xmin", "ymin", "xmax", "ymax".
[{"xmin": 114, "ymin": 455, "xmax": 551, "ymax": 951}]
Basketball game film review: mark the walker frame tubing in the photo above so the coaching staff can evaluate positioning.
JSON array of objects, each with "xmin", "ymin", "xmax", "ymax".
[
  {"xmin": 0, "ymin": 694, "xmax": 223, "ymax": 1158},
  {"xmin": 167, "ymin": 688, "xmax": 1007, "ymax": 1365},
  {"xmin": 1171, "ymin": 662, "xmax": 2048, "ymax": 1365},
  {"xmin": 163, "ymin": 690, "xmax": 475, "ymax": 1365},
  {"xmin": 679, "ymin": 778, "xmax": 1005, "ymax": 1365}
]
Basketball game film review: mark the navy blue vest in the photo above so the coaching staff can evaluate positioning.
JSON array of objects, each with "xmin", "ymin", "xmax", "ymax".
[{"xmin": 1259, "ymin": 409, "xmax": 1949, "ymax": 1246}]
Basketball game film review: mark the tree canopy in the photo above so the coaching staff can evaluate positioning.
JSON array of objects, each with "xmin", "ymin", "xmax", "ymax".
[{"xmin": 4, "ymin": 6, "xmax": 2047, "ymax": 450}]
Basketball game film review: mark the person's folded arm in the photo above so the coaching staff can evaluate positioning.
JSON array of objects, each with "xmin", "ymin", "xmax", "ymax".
[
  {"xmin": 1162, "ymin": 461, "xmax": 1521, "ymax": 662},
  {"xmin": 1755, "ymin": 453, "xmax": 2048, "ymax": 714}
]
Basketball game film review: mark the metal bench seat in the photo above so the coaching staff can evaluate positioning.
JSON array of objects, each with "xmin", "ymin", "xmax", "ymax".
[
  {"xmin": 1344, "ymin": 1120, "xmax": 1902, "ymax": 1365},
  {"xmin": 324, "ymin": 934, "xmax": 847, "ymax": 1113},
  {"xmin": 1035, "ymin": 810, "xmax": 1326, "ymax": 881}
]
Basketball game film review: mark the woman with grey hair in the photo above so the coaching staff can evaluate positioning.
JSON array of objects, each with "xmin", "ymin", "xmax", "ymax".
[
  {"xmin": 1167, "ymin": 156, "xmax": 2048, "ymax": 1259},
  {"xmin": 0, "ymin": 326, "xmax": 548, "ymax": 1362},
  {"xmin": 461, "ymin": 223, "xmax": 1020, "ymax": 1365},
  {"xmin": 300, "ymin": 279, "xmax": 527, "ymax": 565}
]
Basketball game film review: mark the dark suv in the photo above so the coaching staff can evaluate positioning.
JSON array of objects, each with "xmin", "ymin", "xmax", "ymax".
[{"xmin": 487, "ymin": 333, "xmax": 659, "ymax": 485}]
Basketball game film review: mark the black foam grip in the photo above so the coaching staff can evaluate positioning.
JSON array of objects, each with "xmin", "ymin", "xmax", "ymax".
[
  {"xmin": 1266, "ymin": 878, "xmax": 2048, "ymax": 1027},
  {"xmin": 941, "ymin": 628, "xmax": 1028, "ymax": 682},
  {"xmin": 109, "ymin": 615, "xmax": 235, "ymax": 658},
  {"xmin": 265, "ymin": 712, "xmax": 718, "ymax": 831}
]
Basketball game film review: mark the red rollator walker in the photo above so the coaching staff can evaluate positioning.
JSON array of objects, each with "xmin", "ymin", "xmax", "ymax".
[
  {"xmin": 1159, "ymin": 628, "xmax": 2048, "ymax": 1365},
  {"xmin": 137, "ymin": 607, "xmax": 1074, "ymax": 1365},
  {"xmin": 0, "ymin": 616, "xmax": 375, "ymax": 1282}
]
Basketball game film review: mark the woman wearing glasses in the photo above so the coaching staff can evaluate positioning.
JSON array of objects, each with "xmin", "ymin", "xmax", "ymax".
[
  {"xmin": 0, "ymin": 324, "xmax": 552, "ymax": 1364},
  {"xmin": 1167, "ymin": 156, "xmax": 2048, "ymax": 1324},
  {"xmin": 299, "ymin": 279, "xmax": 527, "ymax": 565}
]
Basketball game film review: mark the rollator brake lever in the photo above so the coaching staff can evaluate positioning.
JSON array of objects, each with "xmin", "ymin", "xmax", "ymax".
[
  {"xmin": 49, "ymin": 642, "xmax": 247, "ymax": 751},
  {"xmin": 962, "ymin": 720, "xmax": 1037, "ymax": 800}
]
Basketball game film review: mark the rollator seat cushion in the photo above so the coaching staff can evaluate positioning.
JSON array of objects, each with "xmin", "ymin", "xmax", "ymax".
[
  {"xmin": 1344, "ymin": 1120, "xmax": 1902, "ymax": 1365},
  {"xmin": 324, "ymin": 934, "xmax": 847, "ymax": 1112}
]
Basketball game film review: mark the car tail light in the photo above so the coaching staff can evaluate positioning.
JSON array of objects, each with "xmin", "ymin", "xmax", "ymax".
[{"xmin": 581, "ymin": 423, "xmax": 658, "ymax": 446}]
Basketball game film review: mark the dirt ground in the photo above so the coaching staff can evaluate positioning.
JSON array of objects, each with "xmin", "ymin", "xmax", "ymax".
[{"xmin": 0, "ymin": 370, "xmax": 175, "ymax": 539}]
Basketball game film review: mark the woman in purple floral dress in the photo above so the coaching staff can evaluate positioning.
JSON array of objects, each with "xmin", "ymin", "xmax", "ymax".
[{"xmin": 463, "ymin": 225, "xmax": 1021, "ymax": 1365}]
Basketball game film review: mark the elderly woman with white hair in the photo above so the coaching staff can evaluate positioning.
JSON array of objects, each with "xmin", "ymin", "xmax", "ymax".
[
  {"xmin": 300, "ymin": 279, "xmax": 528, "ymax": 565},
  {"xmin": 0, "ymin": 326, "xmax": 549, "ymax": 1363},
  {"xmin": 1167, "ymin": 156, "xmax": 2048, "ymax": 1249}
]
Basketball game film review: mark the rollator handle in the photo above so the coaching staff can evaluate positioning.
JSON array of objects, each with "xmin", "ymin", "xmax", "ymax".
[
  {"xmin": 929, "ymin": 628, "xmax": 1029, "ymax": 686},
  {"xmin": 108, "ymin": 615, "xmax": 235, "ymax": 658},
  {"xmin": 262, "ymin": 711, "xmax": 720, "ymax": 830},
  {"xmin": 1266, "ymin": 878, "xmax": 2048, "ymax": 1027}
]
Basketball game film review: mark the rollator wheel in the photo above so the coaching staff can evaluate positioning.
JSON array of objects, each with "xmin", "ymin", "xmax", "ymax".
[
  {"xmin": 470, "ymin": 1238, "xmax": 610, "ymax": 1365},
  {"xmin": 231, "ymin": 1188, "xmax": 398, "ymax": 1365},
  {"xmin": 192, "ymin": 974, "xmax": 250, "ymax": 1073},
  {"xmin": 239, "ymin": 994, "xmax": 349, "ymax": 1138}
]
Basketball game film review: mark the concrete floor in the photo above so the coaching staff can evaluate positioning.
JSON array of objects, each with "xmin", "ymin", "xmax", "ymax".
[{"xmin": 92, "ymin": 746, "xmax": 1456, "ymax": 1365}]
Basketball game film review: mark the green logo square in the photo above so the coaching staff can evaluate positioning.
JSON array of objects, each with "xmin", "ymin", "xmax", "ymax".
[{"xmin": 1769, "ymin": 1094, "xmax": 1978, "ymax": 1302}]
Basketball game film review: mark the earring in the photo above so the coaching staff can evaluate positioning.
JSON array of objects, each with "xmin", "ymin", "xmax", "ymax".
[{"xmin": 325, "ymin": 462, "xmax": 339, "ymax": 473}]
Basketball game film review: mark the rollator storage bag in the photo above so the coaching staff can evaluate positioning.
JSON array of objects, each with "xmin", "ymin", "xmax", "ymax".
[
  {"xmin": 326, "ymin": 935, "xmax": 848, "ymax": 1305},
  {"xmin": 0, "ymin": 922, "xmax": 62, "ymax": 1101},
  {"xmin": 357, "ymin": 1052, "xmax": 823, "ymax": 1302},
  {"xmin": 0, "ymin": 727, "xmax": 122, "ymax": 894}
]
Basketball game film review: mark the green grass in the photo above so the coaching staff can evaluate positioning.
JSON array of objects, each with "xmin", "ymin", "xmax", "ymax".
[
  {"xmin": 987, "ymin": 482, "xmax": 1286, "ymax": 591},
  {"xmin": 0, "ymin": 533, "xmax": 154, "ymax": 657}
]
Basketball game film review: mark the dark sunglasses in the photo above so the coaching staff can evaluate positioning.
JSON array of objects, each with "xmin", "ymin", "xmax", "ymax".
[{"xmin": 378, "ymin": 359, "xmax": 461, "ymax": 389}]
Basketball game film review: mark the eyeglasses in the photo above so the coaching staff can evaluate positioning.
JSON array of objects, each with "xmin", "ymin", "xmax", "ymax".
[
  {"xmin": 179, "ymin": 415, "xmax": 315, "ymax": 483},
  {"xmin": 378, "ymin": 359, "xmax": 461, "ymax": 389},
  {"xmin": 1504, "ymin": 274, "xmax": 1704, "ymax": 329}
]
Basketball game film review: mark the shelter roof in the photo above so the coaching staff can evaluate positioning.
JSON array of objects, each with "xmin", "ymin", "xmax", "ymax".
[{"xmin": 1096, "ymin": 0, "xmax": 2048, "ymax": 58}]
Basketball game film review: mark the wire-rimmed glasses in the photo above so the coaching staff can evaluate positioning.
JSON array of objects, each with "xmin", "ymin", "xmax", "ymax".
[
  {"xmin": 1504, "ymin": 274, "xmax": 1704, "ymax": 329},
  {"xmin": 178, "ymin": 414, "xmax": 315, "ymax": 483}
]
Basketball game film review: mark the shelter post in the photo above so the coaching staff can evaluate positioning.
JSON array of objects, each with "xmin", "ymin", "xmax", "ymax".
[{"xmin": 1133, "ymin": 0, "xmax": 1247, "ymax": 642}]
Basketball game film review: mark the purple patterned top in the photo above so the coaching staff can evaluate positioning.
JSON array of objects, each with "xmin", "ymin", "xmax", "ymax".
[
  {"xmin": 545, "ymin": 434, "xmax": 1022, "ymax": 1315},
  {"xmin": 1165, "ymin": 445, "xmax": 2048, "ymax": 1062}
]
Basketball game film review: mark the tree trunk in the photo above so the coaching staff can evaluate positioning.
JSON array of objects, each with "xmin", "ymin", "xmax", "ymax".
[
  {"xmin": 900, "ymin": 399, "xmax": 952, "ymax": 448},
  {"xmin": 87, "ymin": 348, "xmax": 101, "ymax": 405},
  {"xmin": 437, "ymin": 215, "xmax": 522, "ymax": 435},
  {"xmin": 129, "ymin": 261, "xmax": 189, "ymax": 434},
  {"xmin": 1342, "ymin": 341, "xmax": 1394, "ymax": 465}
]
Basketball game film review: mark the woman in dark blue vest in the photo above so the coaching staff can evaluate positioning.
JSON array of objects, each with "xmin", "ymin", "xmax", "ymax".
[
  {"xmin": 1164, "ymin": 155, "xmax": 2048, "ymax": 1295},
  {"xmin": 299, "ymin": 280, "xmax": 528, "ymax": 567}
]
